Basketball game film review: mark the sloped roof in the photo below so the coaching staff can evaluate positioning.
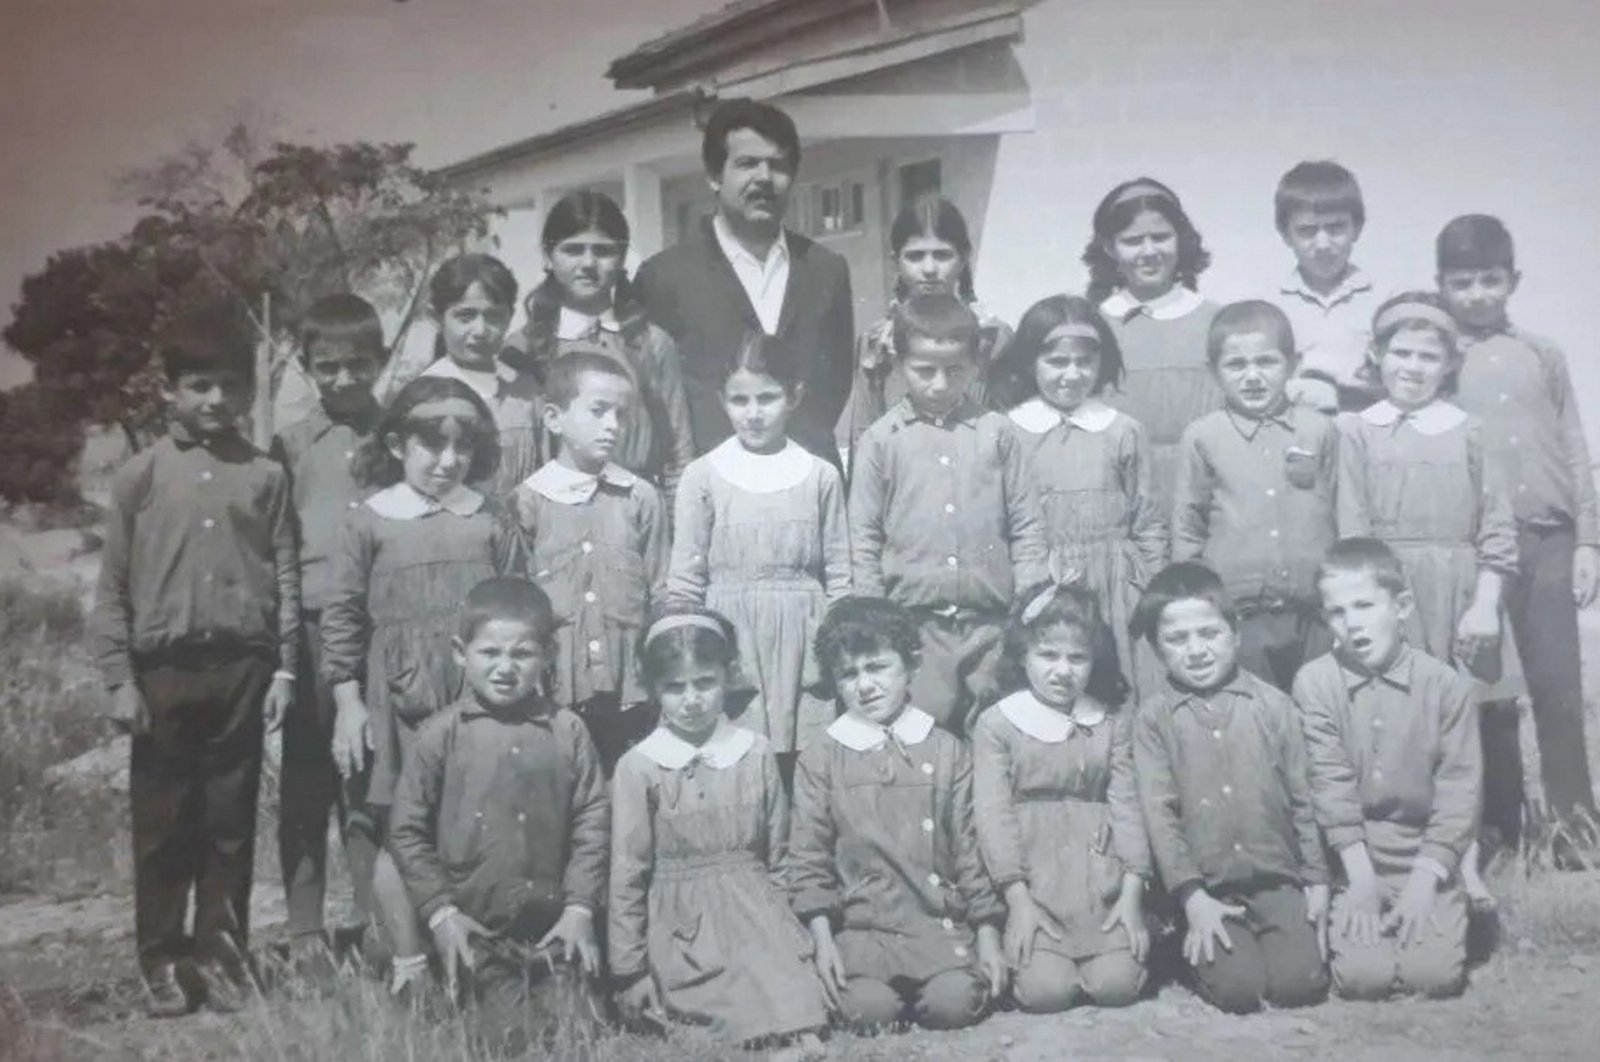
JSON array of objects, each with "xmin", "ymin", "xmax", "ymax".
[{"xmin": 608, "ymin": 0, "xmax": 882, "ymax": 90}]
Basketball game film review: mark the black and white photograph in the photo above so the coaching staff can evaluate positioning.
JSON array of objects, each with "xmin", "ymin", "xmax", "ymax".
[{"xmin": 1, "ymin": 1, "xmax": 1598, "ymax": 1059}]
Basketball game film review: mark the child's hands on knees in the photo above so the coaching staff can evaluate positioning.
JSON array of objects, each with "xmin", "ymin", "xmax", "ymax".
[
  {"xmin": 331, "ymin": 681, "xmax": 372, "ymax": 781},
  {"xmin": 1337, "ymin": 844, "xmax": 1384, "ymax": 945},
  {"xmin": 1303, "ymin": 883, "xmax": 1330, "ymax": 959},
  {"xmin": 1182, "ymin": 887, "xmax": 1244, "ymax": 966},
  {"xmin": 108, "ymin": 683, "xmax": 151, "ymax": 736},
  {"xmin": 808, "ymin": 914, "xmax": 848, "ymax": 1010},
  {"xmin": 429, "ymin": 904, "xmax": 488, "ymax": 997},
  {"xmin": 975, "ymin": 923, "xmax": 1006, "ymax": 996},
  {"xmin": 537, "ymin": 904, "xmax": 600, "ymax": 976},
  {"xmin": 1002, "ymin": 882, "xmax": 1062, "ymax": 969},
  {"xmin": 1384, "ymin": 866, "xmax": 1441, "ymax": 947},
  {"xmin": 1100, "ymin": 873, "xmax": 1149, "ymax": 963},
  {"xmin": 618, "ymin": 974, "xmax": 664, "ymax": 1024}
]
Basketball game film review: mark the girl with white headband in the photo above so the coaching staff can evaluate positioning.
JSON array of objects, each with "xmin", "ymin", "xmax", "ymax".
[
  {"xmin": 608, "ymin": 607, "xmax": 828, "ymax": 1061},
  {"xmin": 1082, "ymin": 177, "xmax": 1222, "ymax": 511},
  {"xmin": 1334, "ymin": 288, "xmax": 1519, "ymax": 909},
  {"xmin": 987, "ymin": 293, "xmax": 1168, "ymax": 703}
]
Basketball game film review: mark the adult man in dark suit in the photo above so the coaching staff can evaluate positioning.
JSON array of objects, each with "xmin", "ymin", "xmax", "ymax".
[{"xmin": 635, "ymin": 99, "xmax": 854, "ymax": 465}]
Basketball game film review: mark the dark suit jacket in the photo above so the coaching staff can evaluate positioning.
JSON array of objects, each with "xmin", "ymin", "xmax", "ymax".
[{"xmin": 635, "ymin": 217, "xmax": 854, "ymax": 463}]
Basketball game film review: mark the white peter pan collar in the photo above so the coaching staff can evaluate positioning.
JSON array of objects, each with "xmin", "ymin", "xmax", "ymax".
[
  {"xmin": 1008, "ymin": 397, "xmax": 1118, "ymax": 435},
  {"xmin": 633, "ymin": 719, "xmax": 755, "ymax": 771},
  {"xmin": 1100, "ymin": 286, "xmax": 1204, "ymax": 323},
  {"xmin": 555, "ymin": 305, "xmax": 621, "ymax": 341},
  {"xmin": 826, "ymin": 705, "xmax": 936, "ymax": 752},
  {"xmin": 996, "ymin": 689, "xmax": 1107, "ymax": 744},
  {"xmin": 365, "ymin": 482, "xmax": 484, "ymax": 519},
  {"xmin": 521, "ymin": 460, "xmax": 637, "ymax": 505},
  {"xmin": 1359, "ymin": 399, "xmax": 1468, "ymax": 436},
  {"xmin": 705, "ymin": 436, "xmax": 814, "ymax": 494}
]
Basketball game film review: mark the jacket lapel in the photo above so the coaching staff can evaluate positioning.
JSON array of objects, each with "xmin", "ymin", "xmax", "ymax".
[
  {"xmin": 775, "ymin": 229, "xmax": 809, "ymax": 339},
  {"xmin": 697, "ymin": 216, "xmax": 762, "ymax": 332}
]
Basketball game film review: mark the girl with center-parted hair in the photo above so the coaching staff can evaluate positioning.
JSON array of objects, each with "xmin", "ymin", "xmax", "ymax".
[
  {"xmin": 608, "ymin": 606, "xmax": 829, "ymax": 1061},
  {"xmin": 319, "ymin": 375, "xmax": 526, "ymax": 995},
  {"xmin": 836, "ymin": 195, "xmax": 1013, "ymax": 460},
  {"xmin": 987, "ymin": 293, "xmax": 1167, "ymax": 702},
  {"xmin": 509, "ymin": 190, "xmax": 696, "ymax": 512},
  {"xmin": 970, "ymin": 577, "xmax": 1152, "ymax": 1014},
  {"xmin": 1082, "ymin": 177, "xmax": 1221, "ymax": 508}
]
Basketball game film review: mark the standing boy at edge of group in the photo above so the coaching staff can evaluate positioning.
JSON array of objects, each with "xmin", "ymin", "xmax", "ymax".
[{"xmin": 91, "ymin": 297, "xmax": 299, "ymax": 1017}]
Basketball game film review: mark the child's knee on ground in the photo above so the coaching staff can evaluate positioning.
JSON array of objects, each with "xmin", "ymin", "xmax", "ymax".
[{"xmin": 912, "ymin": 967, "xmax": 989, "ymax": 1030}]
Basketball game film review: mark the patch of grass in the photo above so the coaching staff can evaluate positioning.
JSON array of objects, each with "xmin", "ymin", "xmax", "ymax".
[{"xmin": 0, "ymin": 577, "xmax": 123, "ymax": 897}]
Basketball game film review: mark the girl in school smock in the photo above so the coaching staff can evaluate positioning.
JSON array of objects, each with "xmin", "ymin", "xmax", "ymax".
[
  {"xmin": 1083, "ymin": 178, "xmax": 1221, "ymax": 508},
  {"xmin": 988, "ymin": 294, "xmax": 1167, "ymax": 701},
  {"xmin": 971, "ymin": 580, "xmax": 1152, "ymax": 1013},
  {"xmin": 609, "ymin": 609, "xmax": 828, "ymax": 1060},
  {"xmin": 669, "ymin": 334, "xmax": 851, "ymax": 773},
  {"xmin": 511, "ymin": 190, "xmax": 695, "ymax": 512}
]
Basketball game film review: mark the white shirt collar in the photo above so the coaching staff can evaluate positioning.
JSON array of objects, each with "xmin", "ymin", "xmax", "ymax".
[
  {"xmin": 996, "ymin": 689, "xmax": 1107, "ymax": 744},
  {"xmin": 1279, "ymin": 265, "xmax": 1373, "ymax": 308},
  {"xmin": 364, "ymin": 481, "xmax": 484, "ymax": 519},
  {"xmin": 704, "ymin": 436, "xmax": 814, "ymax": 493},
  {"xmin": 1100, "ymin": 286, "xmax": 1204, "ymax": 323},
  {"xmin": 521, "ymin": 460, "xmax": 637, "ymax": 505},
  {"xmin": 420, "ymin": 356, "xmax": 517, "ymax": 402},
  {"xmin": 555, "ymin": 305, "xmax": 621, "ymax": 342},
  {"xmin": 712, "ymin": 214, "xmax": 790, "ymax": 335},
  {"xmin": 632, "ymin": 719, "xmax": 755, "ymax": 771},
  {"xmin": 1008, "ymin": 397, "xmax": 1117, "ymax": 435},
  {"xmin": 826, "ymin": 705, "xmax": 935, "ymax": 752},
  {"xmin": 1358, "ymin": 398, "xmax": 1468, "ymax": 436}
]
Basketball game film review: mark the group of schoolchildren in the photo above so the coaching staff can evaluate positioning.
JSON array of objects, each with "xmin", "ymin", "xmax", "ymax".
[{"xmin": 90, "ymin": 149, "xmax": 1600, "ymax": 1060}]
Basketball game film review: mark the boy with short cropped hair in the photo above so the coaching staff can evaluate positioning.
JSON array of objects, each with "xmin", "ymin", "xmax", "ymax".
[
  {"xmin": 1295, "ymin": 538, "xmax": 1480, "ymax": 999},
  {"xmin": 1273, "ymin": 160, "xmax": 1382, "ymax": 413},
  {"xmin": 91, "ymin": 297, "xmax": 299, "ymax": 1016},
  {"xmin": 1130, "ymin": 561, "xmax": 1329, "ymax": 1014},
  {"xmin": 848, "ymin": 293, "xmax": 1048, "ymax": 732},
  {"xmin": 1440, "ymin": 214, "xmax": 1600, "ymax": 864},
  {"xmin": 270, "ymin": 293, "xmax": 390, "ymax": 965},
  {"xmin": 513, "ymin": 349, "xmax": 668, "ymax": 773},
  {"xmin": 388, "ymin": 576, "xmax": 608, "ymax": 1052},
  {"xmin": 1172, "ymin": 300, "xmax": 1336, "ymax": 691}
]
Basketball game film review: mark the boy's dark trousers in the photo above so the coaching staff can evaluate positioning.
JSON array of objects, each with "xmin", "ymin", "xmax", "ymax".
[
  {"xmin": 1186, "ymin": 882, "xmax": 1328, "ymax": 1014},
  {"xmin": 1234, "ymin": 598, "xmax": 1332, "ymax": 694},
  {"xmin": 1486, "ymin": 524, "xmax": 1600, "ymax": 845},
  {"xmin": 131, "ymin": 646, "xmax": 271, "ymax": 978},
  {"xmin": 279, "ymin": 612, "xmax": 380, "ymax": 938}
]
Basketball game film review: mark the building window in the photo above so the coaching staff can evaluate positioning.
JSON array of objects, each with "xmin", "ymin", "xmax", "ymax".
[
  {"xmin": 899, "ymin": 158, "xmax": 942, "ymax": 204},
  {"xmin": 797, "ymin": 178, "xmax": 866, "ymax": 237}
]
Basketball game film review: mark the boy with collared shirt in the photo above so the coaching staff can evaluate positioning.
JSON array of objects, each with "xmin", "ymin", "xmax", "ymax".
[
  {"xmin": 848, "ymin": 293, "xmax": 1048, "ymax": 733},
  {"xmin": 1130, "ymin": 561, "xmax": 1329, "ymax": 1014},
  {"xmin": 1173, "ymin": 301, "xmax": 1337, "ymax": 691},
  {"xmin": 1440, "ymin": 214, "xmax": 1600, "ymax": 863},
  {"xmin": 389, "ymin": 577, "xmax": 608, "ymax": 1052},
  {"xmin": 91, "ymin": 298, "xmax": 299, "ymax": 1016},
  {"xmin": 270, "ymin": 294, "xmax": 389, "ymax": 965},
  {"xmin": 1295, "ymin": 538, "xmax": 1480, "ymax": 999},
  {"xmin": 1273, "ymin": 160, "xmax": 1383, "ymax": 414}
]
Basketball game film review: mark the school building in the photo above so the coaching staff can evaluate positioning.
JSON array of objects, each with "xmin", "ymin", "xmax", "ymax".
[{"xmin": 436, "ymin": 0, "xmax": 1600, "ymax": 407}]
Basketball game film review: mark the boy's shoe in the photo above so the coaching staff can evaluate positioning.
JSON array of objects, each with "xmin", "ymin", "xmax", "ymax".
[
  {"xmin": 143, "ymin": 963, "xmax": 191, "ymax": 1019},
  {"xmin": 196, "ymin": 959, "xmax": 258, "ymax": 1014}
]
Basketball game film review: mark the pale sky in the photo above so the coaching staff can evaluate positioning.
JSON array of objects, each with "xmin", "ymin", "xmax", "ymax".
[{"xmin": 0, "ymin": 0, "xmax": 724, "ymax": 383}]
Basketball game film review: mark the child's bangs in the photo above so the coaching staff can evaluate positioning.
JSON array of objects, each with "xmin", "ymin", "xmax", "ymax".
[{"xmin": 402, "ymin": 408, "xmax": 492, "ymax": 451}]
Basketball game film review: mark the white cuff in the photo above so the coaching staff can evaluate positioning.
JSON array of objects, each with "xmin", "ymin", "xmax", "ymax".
[{"xmin": 427, "ymin": 903, "xmax": 460, "ymax": 931}]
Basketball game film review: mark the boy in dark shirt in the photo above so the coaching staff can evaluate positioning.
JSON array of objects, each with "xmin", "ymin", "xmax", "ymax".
[
  {"xmin": 388, "ymin": 577, "xmax": 609, "ymax": 1052},
  {"xmin": 91, "ymin": 297, "xmax": 299, "ymax": 1015},
  {"xmin": 270, "ymin": 294, "xmax": 389, "ymax": 965},
  {"xmin": 1131, "ymin": 561, "xmax": 1329, "ymax": 1014}
]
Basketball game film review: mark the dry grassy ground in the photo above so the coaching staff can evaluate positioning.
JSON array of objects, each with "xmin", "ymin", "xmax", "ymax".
[{"xmin": 2, "ymin": 519, "xmax": 1599, "ymax": 1062}]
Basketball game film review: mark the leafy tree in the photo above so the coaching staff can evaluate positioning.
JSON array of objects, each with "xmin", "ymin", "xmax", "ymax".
[{"xmin": 2, "ymin": 125, "xmax": 498, "ymax": 498}]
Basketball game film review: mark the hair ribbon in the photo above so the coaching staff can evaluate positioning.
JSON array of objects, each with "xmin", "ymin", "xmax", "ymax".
[
  {"xmin": 1373, "ymin": 302, "xmax": 1459, "ymax": 339},
  {"xmin": 1109, "ymin": 180, "xmax": 1178, "ymax": 208},
  {"xmin": 644, "ymin": 613, "xmax": 727, "ymax": 649},
  {"xmin": 1020, "ymin": 554, "xmax": 1085, "ymax": 624}
]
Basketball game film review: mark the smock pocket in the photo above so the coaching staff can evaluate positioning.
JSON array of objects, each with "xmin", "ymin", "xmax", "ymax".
[
  {"xmin": 652, "ymin": 912, "xmax": 724, "ymax": 992},
  {"xmin": 1283, "ymin": 446, "xmax": 1320, "ymax": 491}
]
